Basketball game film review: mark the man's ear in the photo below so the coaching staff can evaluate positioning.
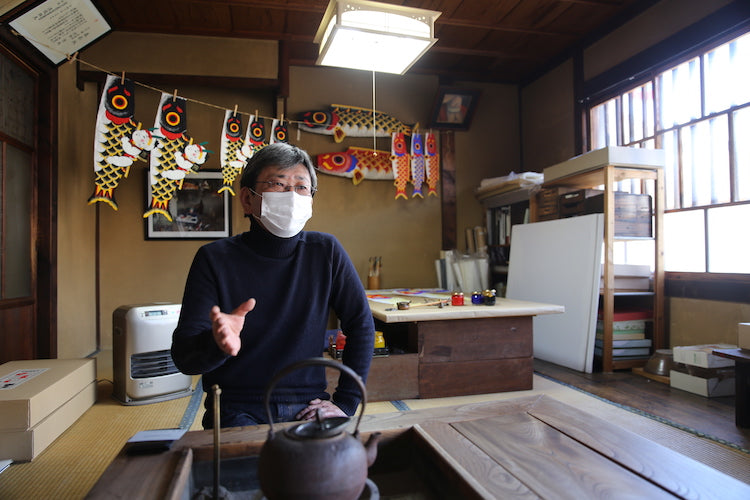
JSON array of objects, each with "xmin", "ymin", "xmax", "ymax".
[{"xmin": 239, "ymin": 186, "xmax": 254, "ymax": 216}]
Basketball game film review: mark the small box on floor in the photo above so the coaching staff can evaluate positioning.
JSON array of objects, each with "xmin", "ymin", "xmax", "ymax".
[
  {"xmin": 669, "ymin": 368, "xmax": 735, "ymax": 398},
  {"xmin": 673, "ymin": 344, "xmax": 737, "ymax": 368},
  {"xmin": 738, "ymin": 323, "xmax": 750, "ymax": 350}
]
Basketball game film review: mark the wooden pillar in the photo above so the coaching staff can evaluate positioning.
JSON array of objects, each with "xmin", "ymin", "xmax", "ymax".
[{"xmin": 440, "ymin": 130, "xmax": 457, "ymax": 250}]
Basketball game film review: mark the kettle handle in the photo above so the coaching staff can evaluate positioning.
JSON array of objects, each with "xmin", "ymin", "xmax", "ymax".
[{"xmin": 263, "ymin": 357, "xmax": 367, "ymax": 436}]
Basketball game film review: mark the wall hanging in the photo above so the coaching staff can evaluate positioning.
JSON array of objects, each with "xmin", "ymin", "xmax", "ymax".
[
  {"xmin": 89, "ymin": 74, "xmax": 155, "ymax": 210},
  {"xmin": 143, "ymin": 92, "xmax": 209, "ymax": 221},
  {"xmin": 218, "ymin": 109, "xmax": 248, "ymax": 196},
  {"xmin": 316, "ymin": 147, "xmax": 392, "ymax": 184},
  {"xmin": 298, "ymin": 104, "xmax": 414, "ymax": 143},
  {"xmin": 410, "ymin": 131, "xmax": 425, "ymax": 198}
]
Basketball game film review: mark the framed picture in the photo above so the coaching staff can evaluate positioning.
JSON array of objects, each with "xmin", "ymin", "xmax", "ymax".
[
  {"xmin": 429, "ymin": 87, "xmax": 481, "ymax": 130},
  {"xmin": 145, "ymin": 171, "xmax": 231, "ymax": 240}
]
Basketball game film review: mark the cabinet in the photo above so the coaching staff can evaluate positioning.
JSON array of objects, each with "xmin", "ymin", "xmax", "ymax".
[{"xmin": 531, "ymin": 161, "xmax": 665, "ymax": 372}]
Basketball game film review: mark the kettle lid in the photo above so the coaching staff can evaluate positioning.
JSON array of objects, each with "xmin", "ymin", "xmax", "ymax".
[{"xmin": 285, "ymin": 415, "xmax": 351, "ymax": 439}]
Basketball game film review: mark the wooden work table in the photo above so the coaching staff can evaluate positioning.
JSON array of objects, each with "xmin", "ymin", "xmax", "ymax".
[
  {"xmin": 366, "ymin": 293, "xmax": 563, "ymax": 399},
  {"xmin": 86, "ymin": 395, "xmax": 750, "ymax": 499}
]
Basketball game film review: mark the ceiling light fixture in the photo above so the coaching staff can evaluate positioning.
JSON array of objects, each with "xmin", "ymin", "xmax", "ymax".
[{"xmin": 314, "ymin": 0, "xmax": 441, "ymax": 75}]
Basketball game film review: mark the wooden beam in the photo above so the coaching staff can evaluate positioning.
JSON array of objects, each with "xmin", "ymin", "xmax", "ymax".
[{"xmin": 440, "ymin": 131, "xmax": 457, "ymax": 250}]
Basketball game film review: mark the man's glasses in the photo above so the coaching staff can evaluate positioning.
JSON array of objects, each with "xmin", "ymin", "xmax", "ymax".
[{"xmin": 256, "ymin": 180, "xmax": 316, "ymax": 197}]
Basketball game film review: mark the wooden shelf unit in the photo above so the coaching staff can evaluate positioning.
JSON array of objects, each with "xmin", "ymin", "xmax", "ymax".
[{"xmin": 531, "ymin": 164, "xmax": 665, "ymax": 372}]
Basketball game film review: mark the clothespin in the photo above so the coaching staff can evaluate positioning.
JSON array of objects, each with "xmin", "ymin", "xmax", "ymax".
[
  {"xmin": 233, "ymin": 104, "xmax": 238, "ymax": 117},
  {"xmin": 172, "ymin": 89, "xmax": 178, "ymax": 102},
  {"xmin": 121, "ymin": 71, "xmax": 125, "ymax": 84}
]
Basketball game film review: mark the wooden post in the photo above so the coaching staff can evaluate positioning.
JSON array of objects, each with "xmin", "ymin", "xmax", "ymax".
[{"xmin": 440, "ymin": 130, "xmax": 457, "ymax": 250}]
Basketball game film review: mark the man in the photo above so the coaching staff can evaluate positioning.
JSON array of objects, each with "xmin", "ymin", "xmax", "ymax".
[{"xmin": 171, "ymin": 142, "xmax": 374, "ymax": 429}]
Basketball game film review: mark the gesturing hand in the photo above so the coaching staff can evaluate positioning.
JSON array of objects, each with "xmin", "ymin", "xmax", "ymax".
[{"xmin": 210, "ymin": 298, "xmax": 256, "ymax": 356}]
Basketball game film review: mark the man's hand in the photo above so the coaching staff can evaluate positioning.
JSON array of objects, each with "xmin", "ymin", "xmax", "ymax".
[
  {"xmin": 210, "ymin": 298, "xmax": 256, "ymax": 356},
  {"xmin": 296, "ymin": 398, "xmax": 347, "ymax": 421}
]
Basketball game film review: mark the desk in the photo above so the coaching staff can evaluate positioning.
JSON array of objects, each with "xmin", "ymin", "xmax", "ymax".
[
  {"xmin": 86, "ymin": 395, "xmax": 750, "ymax": 499},
  {"xmin": 367, "ymin": 293, "xmax": 563, "ymax": 399},
  {"xmin": 713, "ymin": 348, "xmax": 750, "ymax": 428}
]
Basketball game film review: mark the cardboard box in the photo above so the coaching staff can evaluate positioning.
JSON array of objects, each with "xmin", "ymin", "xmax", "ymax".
[
  {"xmin": 739, "ymin": 323, "xmax": 750, "ymax": 350},
  {"xmin": 673, "ymin": 344, "xmax": 737, "ymax": 368},
  {"xmin": 0, "ymin": 381, "xmax": 96, "ymax": 461},
  {"xmin": 0, "ymin": 359, "xmax": 96, "ymax": 431},
  {"xmin": 670, "ymin": 369, "xmax": 735, "ymax": 398}
]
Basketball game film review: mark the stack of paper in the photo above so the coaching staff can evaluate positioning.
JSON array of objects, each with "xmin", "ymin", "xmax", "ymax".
[
  {"xmin": 600, "ymin": 264, "xmax": 651, "ymax": 291},
  {"xmin": 435, "ymin": 250, "xmax": 489, "ymax": 294},
  {"xmin": 595, "ymin": 309, "xmax": 652, "ymax": 359}
]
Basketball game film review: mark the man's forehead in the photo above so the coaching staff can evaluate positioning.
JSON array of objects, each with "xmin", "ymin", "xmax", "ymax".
[{"xmin": 263, "ymin": 165, "xmax": 310, "ymax": 180}]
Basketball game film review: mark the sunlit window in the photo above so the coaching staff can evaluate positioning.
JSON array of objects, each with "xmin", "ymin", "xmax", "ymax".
[{"xmin": 588, "ymin": 30, "xmax": 750, "ymax": 274}]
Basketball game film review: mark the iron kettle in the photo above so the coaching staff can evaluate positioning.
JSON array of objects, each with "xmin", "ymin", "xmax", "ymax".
[{"xmin": 258, "ymin": 357, "xmax": 380, "ymax": 500}]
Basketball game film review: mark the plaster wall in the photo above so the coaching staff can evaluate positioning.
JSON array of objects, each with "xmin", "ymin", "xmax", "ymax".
[
  {"xmin": 57, "ymin": 62, "xmax": 98, "ymax": 358},
  {"xmin": 669, "ymin": 298, "xmax": 750, "ymax": 347},
  {"xmin": 520, "ymin": 60, "xmax": 575, "ymax": 173}
]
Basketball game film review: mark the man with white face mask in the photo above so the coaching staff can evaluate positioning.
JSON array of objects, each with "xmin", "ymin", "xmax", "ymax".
[{"xmin": 172, "ymin": 143, "xmax": 374, "ymax": 429}]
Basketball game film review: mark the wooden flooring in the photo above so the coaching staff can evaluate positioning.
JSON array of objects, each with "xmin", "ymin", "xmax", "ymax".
[{"xmin": 534, "ymin": 358, "xmax": 750, "ymax": 451}]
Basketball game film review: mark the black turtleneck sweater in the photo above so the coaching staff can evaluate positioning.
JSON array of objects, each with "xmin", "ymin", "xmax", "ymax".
[{"xmin": 171, "ymin": 225, "xmax": 374, "ymax": 416}]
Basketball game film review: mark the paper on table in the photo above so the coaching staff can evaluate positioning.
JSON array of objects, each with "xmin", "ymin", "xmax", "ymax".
[{"xmin": 127, "ymin": 428, "xmax": 186, "ymax": 443}]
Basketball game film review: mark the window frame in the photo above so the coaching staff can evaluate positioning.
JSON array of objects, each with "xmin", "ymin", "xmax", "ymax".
[{"xmin": 579, "ymin": 21, "xmax": 750, "ymax": 296}]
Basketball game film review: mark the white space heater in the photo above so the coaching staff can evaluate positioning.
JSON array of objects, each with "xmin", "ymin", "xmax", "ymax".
[{"xmin": 113, "ymin": 303, "xmax": 193, "ymax": 405}]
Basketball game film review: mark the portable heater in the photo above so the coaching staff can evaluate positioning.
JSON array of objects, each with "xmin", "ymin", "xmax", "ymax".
[{"xmin": 112, "ymin": 303, "xmax": 193, "ymax": 405}]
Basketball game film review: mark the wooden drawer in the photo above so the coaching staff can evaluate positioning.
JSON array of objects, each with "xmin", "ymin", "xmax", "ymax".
[
  {"xmin": 559, "ymin": 189, "xmax": 602, "ymax": 217},
  {"xmin": 419, "ymin": 358, "xmax": 533, "ymax": 398},
  {"xmin": 535, "ymin": 187, "xmax": 561, "ymax": 221},
  {"xmin": 325, "ymin": 353, "xmax": 419, "ymax": 402},
  {"xmin": 416, "ymin": 317, "xmax": 532, "ymax": 363}
]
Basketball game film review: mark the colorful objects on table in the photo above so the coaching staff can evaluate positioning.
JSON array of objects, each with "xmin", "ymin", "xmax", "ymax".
[
  {"xmin": 89, "ymin": 74, "xmax": 155, "ymax": 210},
  {"xmin": 298, "ymin": 104, "xmax": 414, "ymax": 143},
  {"xmin": 143, "ymin": 93, "xmax": 208, "ymax": 222},
  {"xmin": 316, "ymin": 147, "xmax": 392, "ymax": 184}
]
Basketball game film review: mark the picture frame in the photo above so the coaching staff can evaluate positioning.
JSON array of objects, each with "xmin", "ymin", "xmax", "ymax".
[
  {"xmin": 145, "ymin": 171, "xmax": 231, "ymax": 240},
  {"xmin": 429, "ymin": 87, "xmax": 481, "ymax": 130},
  {"xmin": 9, "ymin": 0, "xmax": 112, "ymax": 66}
]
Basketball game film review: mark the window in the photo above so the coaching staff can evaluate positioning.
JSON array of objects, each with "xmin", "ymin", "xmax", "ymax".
[
  {"xmin": 588, "ymin": 30, "xmax": 750, "ymax": 274},
  {"xmin": 0, "ymin": 50, "xmax": 35, "ymax": 300}
]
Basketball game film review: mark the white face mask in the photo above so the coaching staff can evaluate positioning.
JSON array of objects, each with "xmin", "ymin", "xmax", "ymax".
[{"xmin": 254, "ymin": 190, "xmax": 313, "ymax": 238}]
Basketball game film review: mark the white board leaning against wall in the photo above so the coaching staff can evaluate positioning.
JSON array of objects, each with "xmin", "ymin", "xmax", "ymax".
[{"xmin": 506, "ymin": 214, "xmax": 603, "ymax": 373}]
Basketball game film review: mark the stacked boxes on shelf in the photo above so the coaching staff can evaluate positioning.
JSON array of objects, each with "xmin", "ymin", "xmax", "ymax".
[
  {"xmin": 600, "ymin": 264, "xmax": 651, "ymax": 292},
  {"xmin": 594, "ymin": 309, "xmax": 652, "ymax": 359},
  {"xmin": 670, "ymin": 344, "xmax": 737, "ymax": 397}
]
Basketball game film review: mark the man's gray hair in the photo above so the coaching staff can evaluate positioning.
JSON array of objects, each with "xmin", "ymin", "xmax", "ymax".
[{"xmin": 240, "ymin": 142, "xmax": 317, "ymax": 193}]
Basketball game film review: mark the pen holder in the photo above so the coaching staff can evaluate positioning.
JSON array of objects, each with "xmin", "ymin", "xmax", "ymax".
[{"xmin": 367, "ymin": 275, "xmax": 380, "ymax": 290}]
